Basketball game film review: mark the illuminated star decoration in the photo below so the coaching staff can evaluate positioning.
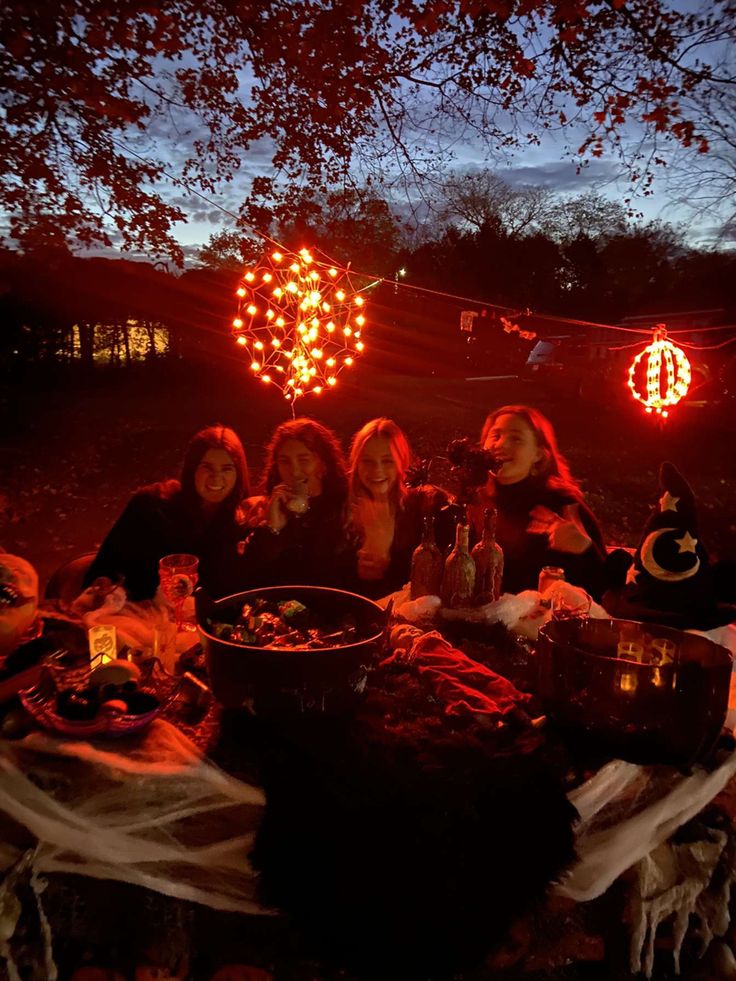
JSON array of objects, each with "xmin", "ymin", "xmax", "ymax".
[
  {"xmin": 627, "ymin": 324, "xmax": 691, "ymax": 418},
  {"xmin": 232, "ymin": 247, "xmax": 367, "ymax": 403}
]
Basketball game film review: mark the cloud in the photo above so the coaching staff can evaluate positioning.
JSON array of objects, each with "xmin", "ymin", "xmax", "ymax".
[{"xmin": 499, "ymin": 159, "xmax": 621, "ymax": 191}]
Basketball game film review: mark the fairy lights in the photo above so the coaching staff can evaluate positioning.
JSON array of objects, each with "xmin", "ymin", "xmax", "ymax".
[
  {"xmin": 627, "ymin": 325, "xmax": 691, "ymax": 418},
  {"xmin": 232, "ymin": 246, "xmax": 367, "ymax": 402}
]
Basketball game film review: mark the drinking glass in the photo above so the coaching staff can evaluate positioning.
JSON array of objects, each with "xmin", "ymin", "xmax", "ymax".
[
  {"xmin": 285, "ymin": 478, "xmax": 309, "ymax": 515},
  {"xmin": 158, "ymin": 554, "xmax": 199, "ymax": 632}
]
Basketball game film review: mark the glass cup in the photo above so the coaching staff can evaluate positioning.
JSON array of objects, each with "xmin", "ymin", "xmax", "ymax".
[
  {"xmin": 285, "ymin": 478, "xmax": 309, "ymax": 515},
  {"xmin": 158, "ymin": 554, "xmax": 199, "ymax": 632}
]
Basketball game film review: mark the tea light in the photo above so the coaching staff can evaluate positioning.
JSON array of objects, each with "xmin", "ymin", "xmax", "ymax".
[
  {"xmin": 88, "ymin": 624, "xmax": 117, "ymax": 667},
  {"xmin": 617, "ymin": 667, "xmax": 639, "ymax": 695}
]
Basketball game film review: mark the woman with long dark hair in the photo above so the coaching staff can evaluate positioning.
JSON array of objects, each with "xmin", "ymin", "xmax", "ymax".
[
  {"xmin": 469, "ymin": 405, "xmax": 606, "ymax": 596},
  {"xmin": 239, "ymin": 417, "xmax": 348, "ymax": 587},
  {"xmin": 84, "ymin": 425, "xmax": 251, "ymax": 600}
]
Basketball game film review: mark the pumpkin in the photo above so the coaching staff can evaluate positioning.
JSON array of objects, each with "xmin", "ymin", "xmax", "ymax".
[{"xmin": 0, "ymin": 553, "xmax": 39, "ymax": 662}]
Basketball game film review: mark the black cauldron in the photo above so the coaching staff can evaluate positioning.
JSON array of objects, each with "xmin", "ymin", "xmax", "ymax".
[
  {"xmin": 537, "ymin": 617, "xmax": 732, "ymax": 766},
  {"xmin": 196, "ymin": 585, "xmax": 386, "ymax": 710}
]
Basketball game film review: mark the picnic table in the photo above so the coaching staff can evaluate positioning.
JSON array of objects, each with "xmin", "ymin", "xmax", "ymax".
[{"xmin": 2, "ymin": 604, "xmax": 736, "ymax": 979}]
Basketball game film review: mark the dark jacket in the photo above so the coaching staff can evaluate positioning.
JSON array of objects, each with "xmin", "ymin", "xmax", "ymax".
[
  {"xmin": 84, "ymin": 481, "xmax": 247, "ymax": 601},
  {"xmin": 237, "ymin": 493, "xmax": 346, "ymax": 590},
  {"xmin": 469, "ymin": 476, "xmax": 607, "ymax": 598}
]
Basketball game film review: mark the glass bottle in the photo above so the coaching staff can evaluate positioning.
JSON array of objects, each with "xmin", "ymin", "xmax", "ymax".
[
  {"xmin": 441, "ymin": 521, "xmax": 476, "ymax": 608},
  {"xmin": 410, "ymin": 516, "xmax": 444, "ymax": 599},
  {"xmin": 471, "ymin": 508, "xmax": 504, "ymax": 604},
  {"xmin": 538, "ymin": 565, "xmax": 565, "ymax": 595}
]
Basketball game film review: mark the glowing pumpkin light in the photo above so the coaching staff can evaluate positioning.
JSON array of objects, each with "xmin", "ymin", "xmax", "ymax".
[
  {"xmin": 233, "ymin": 247, "xmax": 367, "ymax": 403},
  {"xmin": 627, "ymin": 325, "xmax": 691, "ymax": 418}
]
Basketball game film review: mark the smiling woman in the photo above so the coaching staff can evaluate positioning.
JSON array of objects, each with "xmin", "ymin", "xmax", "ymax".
[
  {"xmin": 468, "ymin": 405, "xmax": 607, "ymax": 598},
  {"xmin": 83, "ymin": 425, "xmax": 251, "ymax": 600},
  {"xmin": 343, "ymin": 418, "xmax": 452, "ymax": 598},
  {"xmin": 235, "ymin": 418, "xmax": 348, "ymax": 589}
]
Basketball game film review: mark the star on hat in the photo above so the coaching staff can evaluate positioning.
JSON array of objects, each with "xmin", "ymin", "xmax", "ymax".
[
  {"xmin": 659, "ymin": 491, "xmax": 680, "ymax": 513},
  {"xmin": 602, "ymin": 461, "xmax": 736, "ymax": 630},
  {"xmin": 675, "ymin": 531, "xmax": 698, "ymax": 554}
]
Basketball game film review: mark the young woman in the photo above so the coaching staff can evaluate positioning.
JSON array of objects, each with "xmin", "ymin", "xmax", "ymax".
[
  {"xmin": 345, "ymin": 417, "xmax": 451, "ymax": 599},
  {"xmin": 469, "ymin": 405, "xmax": 606, "ymax": 597},
  {"xmin": 239, "ymin": 417, "xmax": 348, "ymax": 587},
  {"xmin": 84, "ymin": 425, "xmax": 251, "ymax": 600}
]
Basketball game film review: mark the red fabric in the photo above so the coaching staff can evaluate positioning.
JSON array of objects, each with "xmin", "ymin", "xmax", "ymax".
[{"xmin": 395, "ymin": 632, "xmax": 531, "ymax": 719}]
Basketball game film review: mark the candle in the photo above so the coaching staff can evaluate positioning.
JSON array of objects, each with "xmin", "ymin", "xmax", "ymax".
[
  {"xmin": 88, "ymin": 624, "xmax": 117, "ymax": 667},
  {"xmin": 616, "ymin": 667, "xmax": 639, "ymax": 695}
]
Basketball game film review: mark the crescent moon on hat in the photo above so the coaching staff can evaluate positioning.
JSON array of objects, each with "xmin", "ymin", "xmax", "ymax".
[{"xmin": 640, "ymin": 528, "xmax": 700, "ymax": 582}]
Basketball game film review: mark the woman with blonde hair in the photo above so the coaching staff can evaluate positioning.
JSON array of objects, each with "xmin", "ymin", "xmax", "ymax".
[
  {"xmin": 346, "ymin": 417, "xmax": 451, "ymax": 598},
  {"xmin": 470, "ymin": 404, "xmax": 606, "ymax": 596}
]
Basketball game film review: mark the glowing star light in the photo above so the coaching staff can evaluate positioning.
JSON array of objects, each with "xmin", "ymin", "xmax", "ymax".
[
  {"xmin": 232, "ymin": 247, "xmax": 367, "ymax": 403},
  {"xmin": 627, "ymin": 325, "xmax": 691, "ymax": 418}
]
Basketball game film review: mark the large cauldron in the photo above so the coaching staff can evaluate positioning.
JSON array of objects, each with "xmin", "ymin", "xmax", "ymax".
[
  {"xmin": 196, "ymin": 585, "xmax": 386, "ymax": 709},
  {"xmin": 537, "ymin": 617, "xmax": 732, "ymax": 766}
]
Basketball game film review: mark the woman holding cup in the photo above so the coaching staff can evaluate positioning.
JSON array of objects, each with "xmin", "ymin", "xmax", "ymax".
[
  {"xmin": 84, "ymin": 425, "xmax": 252, "ymax": 601},
  {"xmin": 239, "ymin": 417, "xmax": 348, "ymax": 587}
]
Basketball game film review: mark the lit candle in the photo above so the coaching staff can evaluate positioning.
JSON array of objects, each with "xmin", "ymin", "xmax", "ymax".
[
  {"xmin": 617, "ymin": 667, "xmax": 639, "ymax": 695},
  {"xmin": 88, "ymin": 624, "xmax": 117, "ymax": 667},
  {"xmin": 616, "ymin": 639, "xmax": 643, "ymax": 695}
]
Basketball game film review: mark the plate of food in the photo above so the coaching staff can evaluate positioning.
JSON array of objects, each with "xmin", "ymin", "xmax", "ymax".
[{"xmin": 20, "ymin": 658, "xmax": 163, "ymax": 738}]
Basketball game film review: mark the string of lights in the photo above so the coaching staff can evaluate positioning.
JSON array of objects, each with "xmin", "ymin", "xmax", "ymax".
[{"xmin": 113, "ymin": 140, "xmax": 736, "ymax": 416}]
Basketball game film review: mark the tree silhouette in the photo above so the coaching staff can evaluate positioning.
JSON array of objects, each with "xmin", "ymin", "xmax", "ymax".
[{"xmin": 2, "ymin": 0, "xmax": 732, "ymax": 260}]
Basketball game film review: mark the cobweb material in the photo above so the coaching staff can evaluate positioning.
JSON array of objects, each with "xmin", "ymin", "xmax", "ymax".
[{"xmin": 0, "ymin": 720, "xmax": 268, "ymax": 914}]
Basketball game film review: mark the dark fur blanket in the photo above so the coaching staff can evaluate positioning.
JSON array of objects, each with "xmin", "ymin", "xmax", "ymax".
[{"xmin": 245, "ymin": 666, "xmax": 577, "ymax": 980}]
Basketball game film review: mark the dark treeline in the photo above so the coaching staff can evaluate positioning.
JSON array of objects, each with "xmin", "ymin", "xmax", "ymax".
[{"xmin": 2, "ymin": 195, "xmax": 735, "ymax": 383}]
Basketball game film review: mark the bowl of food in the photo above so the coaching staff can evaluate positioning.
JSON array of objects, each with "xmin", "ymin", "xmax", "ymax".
[
  {"xmin": 20, "ymin": 658, "xmax": 163, "ymax": 737},
  {"xmin": 196, "ymin": 586, "xmax": 386, "ymax": 710},
  {"xmin": 536, "ymin": 617, "xmax": 732, "ymax": 765}
]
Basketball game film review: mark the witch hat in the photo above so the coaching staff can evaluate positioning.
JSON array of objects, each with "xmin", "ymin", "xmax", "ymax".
[{"xmin": 603, "ymin": 462, "xmax": 736, "ymax": 630}]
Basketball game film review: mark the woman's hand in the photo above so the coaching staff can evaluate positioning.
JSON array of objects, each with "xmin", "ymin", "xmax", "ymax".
[
  {"xmin": 528, "ymin": 504, "xmax": 592, "ymax": 554},
  {"xmin": 353, "ymin": 497, "xmax": 395, "ymax": 581},
  {"xmin": 267, "ymin": 484, "xmax": 293, "ymax": 533}
]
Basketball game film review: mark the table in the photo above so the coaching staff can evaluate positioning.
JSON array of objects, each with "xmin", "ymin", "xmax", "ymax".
[{"xmin": 2, "ymin": 610, "xmax": 736, "ymax": 980}]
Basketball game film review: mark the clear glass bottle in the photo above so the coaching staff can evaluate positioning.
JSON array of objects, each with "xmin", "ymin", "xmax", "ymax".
[
  {"xmin": 471, "ymin": 508, "xmax": 504, "ymax": 604},
  {"xmin": 538, "ymin": 565, "xmax": 565, "ymax": 595},
  {"xmin": 410, "ymin": 515, "xmax": 444, "ymax": 599},
  {"xmin": 441, "ymin": 521, "xmax": 476, "ymax": 608}
]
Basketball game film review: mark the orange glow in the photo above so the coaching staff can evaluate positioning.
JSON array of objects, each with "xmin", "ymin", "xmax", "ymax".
[
  {"xmin": 628, "ymin": 326, "xmax": 691, "ymax": 416},
  {"xmin": 233, "ymin": 245, "xmax": 368, "ymax": 402}
]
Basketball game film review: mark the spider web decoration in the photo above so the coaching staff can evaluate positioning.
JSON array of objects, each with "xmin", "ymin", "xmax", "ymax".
[
  {"xmin": 232, "ymin": 247, "xmax": 367, "ymax": 403},
  {"xmin": 627, "ymin": 325, "xmax": 691, "ymax": 418}
]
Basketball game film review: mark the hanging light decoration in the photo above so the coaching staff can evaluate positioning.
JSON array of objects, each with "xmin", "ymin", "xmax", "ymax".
[
  {"xmin": 232, "ymin": 247, "xmax": 367, "ymax": 403},
  {"xmin": 627, "ymin": 324, "xmax": 691, "ymax": 418}
]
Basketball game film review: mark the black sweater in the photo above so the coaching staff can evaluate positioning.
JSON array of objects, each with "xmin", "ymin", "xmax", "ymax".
[
  {"xmin": 468, "ymin": 476, "xmax": 607, "ymax": 598},
  {"xmin": 84, "ymin": 482, "xmax": 247, "ymax": 601}
]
